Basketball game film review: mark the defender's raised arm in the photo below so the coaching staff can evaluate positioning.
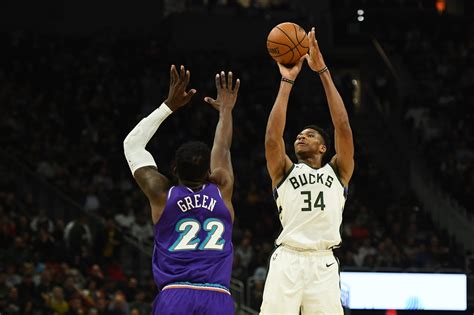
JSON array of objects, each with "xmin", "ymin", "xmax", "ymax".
[
  {"xmin": 123, "ymin": 65, "xmax": 196, "ymax": 224},
  {"xmin": 205, "ymin": 71, "xmax": 240, "ymax": 220}
]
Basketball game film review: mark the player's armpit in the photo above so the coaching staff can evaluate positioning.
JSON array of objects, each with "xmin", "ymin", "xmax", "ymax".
[
  {"xmin": 334, "ymin": 123, "xmax": 354, "ymax": 184},
  {"xmin": 330, "ymin": 154, "xmax": 354, "ymax": 188},
  {"xmin": 134, "ymin": 166, "xmax": 170, "ymax": 223},
  {"xmin": 209, "ymin": 167, "xmax": 234, "ymax": 221},
  {"xmin": 209, "ymin": 167, "xmax": 233, "ymax": 199}
]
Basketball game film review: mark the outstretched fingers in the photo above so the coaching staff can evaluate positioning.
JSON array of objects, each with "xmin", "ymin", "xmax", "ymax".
[
  {"xmin": 179, "ymin": 65, "xmax": 185, "ymax": 81},
  {"xmin": 232, "ymin": 78, "xmax": 240, "ymax": 94},
  {"xmin": 308, "ymin": 28, "xmax": 314, "ymax": 47},
  {"xmin": 227, "ymin": 71, "xmax": 233, "ymax": 91},
  {"xmin": 204, "ymin": 96, "xmax": 219, "ymax": 110},
  {"xmin": 220, "ymin": 71, "xmax": 227, "ymax": 90},
  {"xmin": 170, "ymin": 65, "xmax": 178, "ymax": 85},
  {"xmin": 183, "ymin": 88, "xmax": 197, "ymax": 103},
  {"xmin": 212, "ymin": 71, "xmax": 239, "ymax": 93},
  {"xmin": 214, "ymin": 73, "xmax": 221, "ymax": 91},
  {"xmin": 308, "ymin": 27, "xmax": 320, "ymax": 51},
  {"xmin": 184, "ymin": 69, "xmax": 191, "ymax": 88}
]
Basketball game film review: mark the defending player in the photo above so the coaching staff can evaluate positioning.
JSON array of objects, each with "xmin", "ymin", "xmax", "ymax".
[
  {"xmin": 123, "ymin": 65, "xmax": 240, "ymax": 314},
  {"xmin": 261, "ymin": 28, "xmax": 354, "ymax": 314}
]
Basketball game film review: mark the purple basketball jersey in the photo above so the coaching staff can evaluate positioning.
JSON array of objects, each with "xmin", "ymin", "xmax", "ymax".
[{"xmin": 152, "ymin": 183, "xmax": 233, "ymax": 290}]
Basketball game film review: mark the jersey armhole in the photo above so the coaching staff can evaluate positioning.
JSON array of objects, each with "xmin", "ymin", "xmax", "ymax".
[
  {"xmin": 216, "ymin": 185, "xmax": 223, "ymax": 198},
  {"xmin": 167, "ymin": 186, "xmax": 175, "ymax": 201},
  {"xmin": 275, "ymin": 164, "xmax": 295, "ymax": 189},
  {"xmin": 272, "ymin": 188, "xmax": 279, "ymax": 200},
  {"xmin": 328, "ymin": 162, "xmax": 346, "ymax": 189},
  {"xmin": 155, "ymin": 186, "xmax": 176, "ymax": 227}
]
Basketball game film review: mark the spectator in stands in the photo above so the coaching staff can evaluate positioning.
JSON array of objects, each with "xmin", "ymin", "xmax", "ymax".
[
  {"xmin": 129, "ymin": 213, "xmax": 153, "ymax": 244},
  {"xmin": 231, "ymin": 254, "xmax": 246, "ymax": 282},
  {"xmin": 108, "ymin": 292, "xmax": 129, "ymax": 315},
  {"xmin": 5, "ymin": 286, "xmax": 25, "ymax": 314},
  {"xmin": 97, "ymin": 218, "xmax": 122, "ymax": 264},
  {"xmin": 354, "ymin": 238, "xmax": 376, "ymax": 267},
  {"xmin": 64, "ymin": 214, "xmax": 93, "ymax": 266},
  {"xmin": 30, "ymin": 209, "xmax": 54, "ymax": 234},
  {"xmin": 33, "ymin": 228, "xmax": 56, "ymax": 261},
  {"xmin": 89, "ymin": 265, "xmax": 105, "ymax": 288},
  {"xmin": 42, "ymin": 286, "xmax": 69, "ymax": 315},
  {"xmin": 129, "ymin": 291, "xmax": 151, "ymax": 315},
  {"xmin": 4, "ymin": 264, "xmax": 22, "ymax": 288},
  {"xmin": 235, "ymin": 236, "xmax": 254, "ymax": 273},
  {"xmin": 17, "ymin": 270, "xmax": 35, "ymax": 307},
  {"xmin": 95, "ymin": 297, "xmax": 109, "ymax": 315},
  {"xmin": 64, "ymin": 215, "xmax": 93, "ymax": 256},
  {"xmin": 114, "ymin": 203, "xmax": 135, "ymax": 230},
  {"xmin": 15, "ymin": 215, "xmax": 32, "ymax": 241},
  {"xmin": 83, "ymin": 190, "xmax": 101, "ymax": 212},
  {"xmin": 123, "ymin": 277, "xmax": 138, "ymax": 302}
]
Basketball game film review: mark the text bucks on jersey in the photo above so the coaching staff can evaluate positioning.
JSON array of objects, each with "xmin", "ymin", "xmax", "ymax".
[{"xmin": 273, "ymin": 163, "xmax": 347, "ymax": 250}]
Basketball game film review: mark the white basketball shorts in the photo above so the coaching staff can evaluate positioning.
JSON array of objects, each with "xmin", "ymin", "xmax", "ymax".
[{"xmin": 260, "ymin": 245, "xmax": 343, "ymax": 315}]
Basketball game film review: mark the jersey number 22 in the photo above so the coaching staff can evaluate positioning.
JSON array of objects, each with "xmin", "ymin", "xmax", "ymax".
[{"xmin": 169, "ymin": 218, "xmax": 225, "ymax": 251}]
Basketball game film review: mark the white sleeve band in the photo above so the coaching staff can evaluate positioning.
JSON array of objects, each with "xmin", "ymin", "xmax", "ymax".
[{"xmin": 123, "ymin": 103, "xmax": 172, "ymax": 175}]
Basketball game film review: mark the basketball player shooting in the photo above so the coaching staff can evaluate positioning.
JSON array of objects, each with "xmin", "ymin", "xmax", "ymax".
[
  {"xmin": 123, "ymin": 65, "xmax": 240, "ymax": 314},
  {"xmin": 261, "ymin": 27, "xmax": 354, "ymax": 314}
]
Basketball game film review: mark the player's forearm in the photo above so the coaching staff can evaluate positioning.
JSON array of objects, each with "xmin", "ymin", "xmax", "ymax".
[
  {"xmin": 266, "ymin": 82, "xmax": 292, "ymax": 141},
  {"xmin": 123, "ymin": 103, "xmax": 172, "ymax": 175},
  {"xmin": 319, "ymin": 71, "xmax": 351, "ymax": 130},
  {"xmin": 213, "ymin": 107, "xmax": 233, "ymax": 151}
]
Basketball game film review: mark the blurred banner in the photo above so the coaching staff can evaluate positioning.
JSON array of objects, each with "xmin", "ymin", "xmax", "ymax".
[{"xmin": 340, "ymin": 272, "xmax": 467, "ymax": 311}]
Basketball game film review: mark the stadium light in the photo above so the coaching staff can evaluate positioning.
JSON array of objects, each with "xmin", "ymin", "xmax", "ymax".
[{"xmin": 357, "ymin": 9, "xmax": 364, "ymax": 22}]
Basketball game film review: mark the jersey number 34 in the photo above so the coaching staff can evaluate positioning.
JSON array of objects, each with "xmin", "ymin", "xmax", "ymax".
[
  {"xmin": 301, "ymin": 191, "xmax": 326, "ymax": 211},
  {"xmin": 169, "ymin": 218, "xmax": 225, "ymax": 251}
]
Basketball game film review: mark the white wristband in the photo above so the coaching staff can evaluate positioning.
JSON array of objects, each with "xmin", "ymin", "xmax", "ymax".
[{"xmin": 123, "ymin": 103, "xmax": 172, "ymax": 175}]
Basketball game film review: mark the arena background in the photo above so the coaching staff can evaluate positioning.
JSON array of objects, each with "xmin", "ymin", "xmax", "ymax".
[{"xmin": 0, "ymin": 0, "xmax": 473, "ymax": 314}]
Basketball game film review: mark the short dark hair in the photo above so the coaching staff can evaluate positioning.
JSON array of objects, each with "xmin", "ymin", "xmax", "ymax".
[
  {"xmin": 175, "ymin": 141, "xmax": 211, "ymax": 181},
  {"xmin": 302, "ymin": 125, "xmax": 331, "ymax": 153}
]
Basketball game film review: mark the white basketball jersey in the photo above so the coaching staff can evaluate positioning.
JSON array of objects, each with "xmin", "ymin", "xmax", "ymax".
[{"xmin": 274, "ymin": 163, "xmax": 347, "ymax": 250}]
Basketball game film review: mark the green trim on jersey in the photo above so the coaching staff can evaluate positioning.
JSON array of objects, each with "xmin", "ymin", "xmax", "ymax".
[
  {"xmin": 328, "ymin": 162, "xmax": 346, "ymax": 188},
  {"xmin": 276, "ymin": 164, "xmax": 295, "ymax": 189}
]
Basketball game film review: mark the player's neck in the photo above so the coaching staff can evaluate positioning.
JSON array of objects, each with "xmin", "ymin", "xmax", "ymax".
[
  {"xmin": 298, "ymin": 156, "xmax": 322, "ymax": 169},
  {"xmin": 179, "ymin": 179, "xmax": 206, "ymax": 191}
]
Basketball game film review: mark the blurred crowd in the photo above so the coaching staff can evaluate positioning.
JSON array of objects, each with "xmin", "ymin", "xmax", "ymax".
[
  {"xmin": 370, "ymin": 13, "xmax": 474, "ymax": 213},
  {"xmin": 0, "ymin": 7, "xmax": 470, "ymax": 313},
  {"xmin": 0, "ymin": 164, "xmax": 155, "ymax": 314}
]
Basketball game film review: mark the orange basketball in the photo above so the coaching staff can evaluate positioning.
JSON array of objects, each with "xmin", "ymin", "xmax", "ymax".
[{"xmin": 266, "ymin": 22, "xmax": 309, "ymax": 66}]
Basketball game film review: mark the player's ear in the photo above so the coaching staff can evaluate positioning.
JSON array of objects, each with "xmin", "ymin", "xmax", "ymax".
[
  {"xmin": 172, "ymin": 165, "xmax": 177, "ymax": 177},
  {"xmin": 320, "ymin": 144, "xmax": 327, "ymax": 154}
]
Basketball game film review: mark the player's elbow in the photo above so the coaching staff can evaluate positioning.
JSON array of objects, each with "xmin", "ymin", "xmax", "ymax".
[
  {"xmin": 123, "ymin": 131, "xmax": 143, "ymax": 154},
  {"xmin": 123, "ymin": 137, "xmax": 133, "ymax": 155}
]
